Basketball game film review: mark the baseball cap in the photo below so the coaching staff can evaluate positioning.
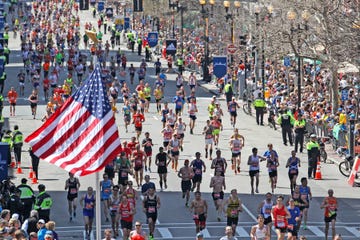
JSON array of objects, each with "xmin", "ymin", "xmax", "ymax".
[
  {"xmin": 310, "ymin": 134, "xmax": 317, "ymax": 138},
  {"xmin": 38, "ymin": 219, "xmax": 45, "ymax": 224},
  {"xmin": 21, "ymin": 178, "xmax": 27, "ymax": 183}
]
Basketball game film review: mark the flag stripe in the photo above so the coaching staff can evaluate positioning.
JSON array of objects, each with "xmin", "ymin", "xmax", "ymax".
[{"xmin": 35, "ymin": 104, "xmax": 91, "ymax": 159}]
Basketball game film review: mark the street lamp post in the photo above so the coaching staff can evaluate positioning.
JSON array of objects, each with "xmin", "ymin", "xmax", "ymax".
[
  {"xmin": 287, "ymin": 9, "xmax": 310, "ymax": 108},
  {"xmin": 199, "ymin": 0, "xmax": 214, "ymax": 82},
  {"xmin": 223, "ymin": 1, "xmax": 240, "ymax": 66},
  {"xmin": 169, "ymin": 0, "xmax": 186, "ymax": 58}
]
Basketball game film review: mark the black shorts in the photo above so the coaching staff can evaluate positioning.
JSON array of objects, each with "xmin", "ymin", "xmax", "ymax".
[
  {"xmin": 175, "ymin": 108, "xmax": 182, "ymax": 115},
  {"xmin": 275, "ymin": 227, "xmax": 287, "ymax": 233},
  {"xmin": 163, "ymin": 141, "xmax": 169, "ymax": 147},
  {"xmin": 178, "ymin": 133, "xmax": 184, "ymax": 139},
  {"xmin": 158, "ymin": 166, "xmax": 167, "ymax": 174},
  {"xmin": 227, "ymin": 217, "xmax": 238, "ymax": 226},
  {"xmin": 288, "ymin": 170, "xmax": 298, "ymax": 180},
  {"xmin": 156, "ymin": 98, "xmax": 161, "ymax": 103},
  {"xmin": 269, "ymin": 171, "xmax": 278, "ymax": 178},
  {"xmin": 324, "ymin": 214, "xmax": 337, "ymax": 223},
  {"xmin": 146, "ymin": 213, "xmax": 157, "ymax": 223},
  {"xmin": 249, "ymin": 170, "xmax": 259, "ymax": 177},
  {"xmin": 287, "ymin": 226, "xmax": 298, "ymax": 237},
  {"xmin": 181, "ymin": 180, "xmax": 192, "ymax": 193},
  {"xmin": 232, "ymin": 152, "xmax": 241, "ymax": 158},
  {"xmin": 171, "ymin": 150, "xmax": 179, "ymax": 156},
  {"xmin": 192, "ymin": 175, "xmax": 202, "ymax": 184},
  {"xmin": 145, "ymin": 97, "xmax": 151, "ymax": 102},
  {"xmin": 111, "ymin": 93, "xmax": 118, "ymax": 100},
  {"xmin": 124, "ymin": 115, "xmax": 131, "ymax": 123},
  {"xmin": 230, "ymin": 112, "xmax": 237, "ymax": 117},
  {"xmin": 190, "ymin": 115, "xmax": 197, "ymax": 120},
  {"xmin": 118, "ymin": 177, "xmax": 128, "ymax": 186},
  {"xmin": 264, "ymin": 216, "xmax": 272, "ymax": 225},
  {"xmin": 135, "ymin": 126, "xmax": 142, "ymax": 132},
  {"xmin": 134, "ymin": 165, "xmax": 143, "ymax": 171},
  {"xmin": 121, "ymin": 220, "xmax": 133, "ymax": 230},
  {"xmin": 212, "ymin": 191, "xmax": 224, "ymax": 201},
  {"xmin": 67, "ymin": 193, "xmax": 78, "ymax": 201}
]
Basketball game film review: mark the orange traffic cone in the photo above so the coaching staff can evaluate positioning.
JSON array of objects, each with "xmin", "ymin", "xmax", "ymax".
[
  {"xmin": 315, "ymin": 161, "xmax": 322, "ymax": 180},
  {"xmin": 28, "ymin": 167, "xmax": 34, "ymax": 179},
  {"xmin": 348, "ymin": 158, "xmax": 360, "ymax": 186},
  {"xmin": 17, "ymin": 164, "xmax": 23, "ymax": 174},
  {"xmin": 32, "ymin": 176, "xmax": 38, "ymax": 184}
]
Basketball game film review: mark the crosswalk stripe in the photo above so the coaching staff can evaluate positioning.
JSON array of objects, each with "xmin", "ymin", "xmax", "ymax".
[
  {"xmin": 158, "ymin": 227, "xmax": 173, "ymax": 238},
  {"xmin": 241, "ymin": 203, "xmax": 257, "ymax": 221},
  {"xmin": 345, "ymin": 227, "xmax": 360, "ymax": 237},
  {"xmin": 236, "ymin": 226, "xmax": 249, "ymax": 237},
  {"xmin": 201, "ymin": 228, "xmax": 211, "ymax": 238},
  {"xmin": 308, "ymin": 226, "xmax": 325, "ymax": 237}
]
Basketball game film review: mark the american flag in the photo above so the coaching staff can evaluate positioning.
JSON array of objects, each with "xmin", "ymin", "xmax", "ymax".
[{"xmin": 25, "ymin": 65, "xmax": 121, "ymax": 176}]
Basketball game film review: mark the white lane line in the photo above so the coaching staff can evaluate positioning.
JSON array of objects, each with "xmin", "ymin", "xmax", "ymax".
[
  {"xmin": 156, "ymin": 219, "xmax": 160, "ymax": 224},
  {"xmin": 158, "ymin": 227, "xmax": 173, "ymax": 238},
  {"xmin": 308, "ymin": 226, "xmax": 325, "ymax": 237},
  {"xmin": 345, "ymin": 227, "xmax": 360, "ymax": 237},
  {"xmin": 236, "ymin": 226, "xmax": 249, "ymax": 237},
  {"xmin": 201, "ymin": 229, "xmax": 211, "ymax": 238},
  {"xmin": 153, "ymin": 116, "xmax": 159, "ymax": 120},
  {"xmin": 241, "ymin": 203, "xmax": 257, "ymax": 221}
]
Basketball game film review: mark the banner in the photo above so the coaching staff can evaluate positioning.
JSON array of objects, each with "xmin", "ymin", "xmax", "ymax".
[
  {"xmin": 213, "ymin": 56, "xmax": 227, "ymax": 79},
  {"xmin": 147, "ymin": 32, "xmax": 158, "ymax": 48},
  {"xmin": 166, "ymin": 39, "xmax": 177, "ymax": 56},
  {"xmin": 0, "ymin": 143, "xmax": 9, "ymax": 181},
  {"xmin": 124, "ymin": 17, "xmax": 130, "ymax": 30},
  {"xmin": 97, "ymin": 1, "xmax": 105, "ymax": 12},
  {"xmin": 133, "ymin": 0, "xmax": 143, "ymax": 12}
]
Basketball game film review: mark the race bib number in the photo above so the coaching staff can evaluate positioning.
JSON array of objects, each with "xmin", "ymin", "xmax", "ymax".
[
  {"xmin": 121, "ymin": 171, "xmax": 128, "ymax": 177},
  {"xmin": 287, "ymin": 224, "xmax": 294, "ymax": 230},
  {"xmin": 265, "ymin": 208, "xmax": 271, "ymax": 214},
  {"xmin": 277, "ymin": 216, "xmax": 285, "ymax": 227},
  {"xmin": 193, "ymin": 214, "xmax": 199, "ymax": 220},
  {"xmin": 104, "ymin": 189, "xmax": 110, "ymax": 193},
  {"xmin": 214, "ymin": 193, "xmax": 220, "ymax": 198},
  {"xmin": 195, "ymin": 169, "xmax": 202, "ymax": 174},
  {"xmin": 290, "ymin": 169, "xmax": 297, "ymax": 174},
  {"xmin": 70, "ymin": 188, "xmax": 78, "ymax": 194},
  {"xmin": 231, "ymin": 210, "xmax": 238, "ymax": 216},
  {"xmin": 148, "ymin": 206, "xmax": 156, "ymax": 213}
]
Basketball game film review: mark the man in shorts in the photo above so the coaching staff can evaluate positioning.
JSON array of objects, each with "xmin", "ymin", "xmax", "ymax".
[
  {"xmin": 64, "ymin": 173, "xmax": 80, "ymax": 222},
  {"xmin": 142, "ymin": 187, "xmax": 160, "ymax": 240},
  {"xmin": 190, "ymin": 191, "xmax": 208, "ymax": 233},
  {"xmin": 210, "ymin": 170, "xmax": 226, "ymax": 221},
  {"xmin": 132, "ymin": 145, "xmax": 147, "ymax": 188},
  {"xmin": 132, "ymin": 109, "xmax": 145, "ymax": 139},
  {"xmin": 142, "ymin": 132, "xmax": 154, "ymax": 172},
  {"xmin": 190, "ymin": 152, "xmax": 206, "ymax": 192},
  {"xmin": 178, "ymin": 159, "xmax": 194, "ymax": 207},
  {"xmin": 119, "ymin": 194, "xmax": 136, "ymax": 240},
  {"xmin": 272, "ymin": 195, "xmax": 291, "ymax": 240},
  {"xmin": 203, "ymin": 120, "xmax": 214, "ymax": 159},
  {"xmin": 155, "ymin": 147, "xmax": 171, "ymax": 191},
  {"xmin": 320, "ymin": 189, "xmax": 338, "ymax": 240}
]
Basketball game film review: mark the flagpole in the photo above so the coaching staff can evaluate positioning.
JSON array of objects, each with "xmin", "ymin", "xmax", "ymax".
[{"xmin": 95, "ymin": 171, "xmax": 101, "ymax": 240}]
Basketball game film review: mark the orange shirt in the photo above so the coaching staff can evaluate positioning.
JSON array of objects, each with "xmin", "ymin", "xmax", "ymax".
[{"xmin": 7, "ymin": 91, "xmax": 18, "ymax": 104}]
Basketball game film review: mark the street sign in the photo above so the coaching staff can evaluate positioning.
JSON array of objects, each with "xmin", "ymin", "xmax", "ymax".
[
  {"xmin": 227, "ymin": 44, "xmax": 237, "ymax": 55},
  {"xmin": 284, "ymin": 56, "xmax": 291, "ymax": 67}
]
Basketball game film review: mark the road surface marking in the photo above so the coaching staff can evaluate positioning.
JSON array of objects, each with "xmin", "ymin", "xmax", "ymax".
[
  {"xmin": 241, "ymin": 203, "xmax": 257, "ymax": 221},
  {"xmin": 201, "ymin": 228, "xmax": 211, "ymax": 238},
  {"xmin": 308, "ymin": 226, "xmax": 325, "ymax": 237},
  {"xmin": 158, "ymin": 227, "xmax": 173, "ymax": 238},
  {"xmin": 345, "ymin": 227, "xmax": 360, "ymax": 237},
  {"xmin": 236, "ymin": 226, "xmax": 249, "ymax": 237},
  {"xmin": 153, "ymin": 116, "xmax": 159, "ymax": 120}
]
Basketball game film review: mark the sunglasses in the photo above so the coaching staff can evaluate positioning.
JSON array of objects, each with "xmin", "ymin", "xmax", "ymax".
[{"xmin": 136, "ymin": 224, "xmax": 141, "ymax": 227}]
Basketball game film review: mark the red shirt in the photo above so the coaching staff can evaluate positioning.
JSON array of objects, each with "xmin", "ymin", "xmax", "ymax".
[
  {"xmin": 120, "ymin": 147, "xmax": 132, "ymax": 159},
  {"xmin": 133, "ymin": 113, "xmax": 145, "ymax": 127},
  {"xmin": 273, "ymin": 205, "xmax": 288, "ymax": 228},
  {"xmin": 119, "ymin": 201, "xmax": 133, "ymax": 222},
  {"xmin": 127, "ymin": 142, "xmax": 138, "ymax": 152}
]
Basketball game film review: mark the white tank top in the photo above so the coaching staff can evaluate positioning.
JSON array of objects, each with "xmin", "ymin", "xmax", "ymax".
[
  {"xmin": 255, "ymin": 224, "xmax": 267, "ymax": 239},
  {"xmin": 249, "ymin": 155, "xmax": 260, "ymax": 171}
]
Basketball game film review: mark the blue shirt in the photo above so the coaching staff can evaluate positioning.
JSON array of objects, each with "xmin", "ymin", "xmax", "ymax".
[
  {"xmin": 141, "ymin": 182, "xmax": 156, "ymax": 195},
  {"xmin": 287, "ymin": 206, "xmax": 301, "ymax": 225}
]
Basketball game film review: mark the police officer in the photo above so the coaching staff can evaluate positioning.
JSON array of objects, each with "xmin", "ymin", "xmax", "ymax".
[
  {"xmin": 12, "ymin": 125, "xmax": 23, "ymax": 165},
  {"xmin": 3, "ymin": 45, "xmax": 10, "ymax": 65},
  {"xmin": 294, "ymin": 114, "xmax": 306, "ymax": 153},
  {"xmin": 224, "ymin": 82, "xmax": 234, "ymax": 104},
  {"xmin": 7, "ymin": 187, "xmax": 24, "ymax": 218},
  {"xmin": 103, "ymin": 19, "xmax": 108, "ymax": 34},
  {"xmin": 278, "ymin": 109, "xmax": 294, "ymax": 146},
  {"xmin": 1, "ymin": 130, "xmax": 12, "ymax": 165},
  {"xmin": 253, "ymin": 93, "xmax": 266, "ymax": 125},
  {"xmin": 306, "ymin": 134, "xmax": 320, "ymax": 179},
  {"xmin": 34, "ymin": 184, "xmax": 53, "ymax": 222},
  {"xmin": 115, "ymin": 29, "xmax": 121, "ymax": 46},
  {"xmin": 137, "ymin": 37, "xmax": 143, "ymax": 55},
  {"xmin": 0, "ymin": 93, "xmax": 3, "ymax": 116},
  {"xmin": 177, "ymin": 56, "xmax": 184, "ymax": 75},
  {"xmin": 17, "ymin": 178, "xmax": 35, "ymax": 221},
  {"xmin": 0, "ymin": 71, "xmax": 7, "ymax": 94}
]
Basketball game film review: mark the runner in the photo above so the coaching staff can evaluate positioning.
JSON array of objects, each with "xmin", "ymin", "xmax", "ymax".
[
  {"xmin": 116, "ymin": 152, "xmax": 132, "ymax": 192},
  {"xmin": 141, "ymin": 175, "xmax": 156, "ymax": 196},
  {"xmin": 64, "ymin": 173, "xmax": 80, "ymax": 222},
  {"xmin": 223, "ymin": 189, "xmax": 243, "ymax": 234},
  {"xmin": 190, "ymin": 152, "xmax": 206, "ymax": 192},
  {"xmin": 169, "ymin": 133, "xmax": 180, "ymax": 172},
  {"xmin": 271, "ymin": 195, "xmax": 291, "ymax": 240},
  {"xmin": 108, "ymin": 185, "xmax": 121, "ymax": 237},
  {"xmin": 175, "ymin": 117, "xmax": 186, "ymax": 151},
  {"xmin": 189, "ymin": 191, "xmax": 208, "ymax": 233},
  {"xmin": 211, "ymin": 149, "xmax": 227, "ymax": 177},
  {"xmin": 228, "ymin": 97, "xmax": 240, "ymax": 128},
  {"xmin": 210, "ymin": 115, "xmax": 223, "ymax": 146},
  {"xmin": 188, "ymin": 97, "xmax": 198, "ymax": 134},
  {"xmin": 289, "ymin": 185, "xmax": 305, "ymax": 231},
  {"xmin": 287, "ymin": 198, "xmax": 301, "ymax": 240},
  {"xmin": 118, "ymin": 194, "xmax": 136, "ymax": 240},
  {"xmin": 161, "ymin": 102, "xmax": 170, "ymax": 128},
  {"xmin": 320, "ymin": 189, "xmax": 338, "ymax": 240},
  {"xmin": 250, "ymin": 214, "xmax": 270, "ymax": 240},
  {"xmin": 229, "ymin": 132, "xmax": 244, "ymax": 174},
  {"xmin": 299, "ymin": 177, "xmax": 312, "ymax": 230},
  {"xmin": 129, "ymin": 221, "xmax": 148, "ymax": 240},
  {"xmin": 203, "ymin": 120, "xmax": 214, "ymax": 160},
  {"xmin": 141, "ymin": 132, "xmax": 154, "ymax": 172},
  {"xmin": 7, "ymin": 87, "xmax": 18, "ymax": 116},
  {"xmin": 132, "ymin": 145, "xmax": 147, "ymax": 188},
  {"xmin": 153, "ymin": 84, "xmax": 163, "ymax": 113},
  {"xmin": 247, "ymin": 148, "xmax": 266, "ymax": 194},
  {"xmin": 155, "ymin": 147, "xmax": 171, "ymax": 191},
  {"xmin": 210, "ymin": 170, "xmax": 226, "ymax": 221},
  {"xmin": 161, "ymin": 123, "xmax": 173, "ymax": 153},
  {"xmin": 142, "ymin": 187, "xmax": 160, "ymax": 240},
  {"xmin": 266, "ymin": 151, "xmax": 279, "ymax": 193},
  {"xmin": 286, "ymin": 150, "xmax": 301, "ymax": 193},
  {"xmin": 124, "ymin": 181, "xmax": 139, "ymax": 208},
  {"xmin": 122, "ymin": 102, "xmax": 132, "ymax": 133},
  {"xmin": 80, "ymin": 187, "xmax": 95, "ymax": 240},
  {"xmin": 178, "ymin": 159, "xmax": 194, "ymax": 207},
  {"xmin": 132, "ymin": 109, "xmax": 145, "ymax": 139},
  {"xmin": 219, "ymin": 225, "xmax": 238, "ymax": 240},
  {"xmin": 100, "ymin": 174, "xmax": 113, "ymax": 222},
  {"xmin": 166, "ymin": 108, "xmax": 177, "ymax": 128},
  {"xmin": 258, "ymin": 192, "xmax": 274, "ymax": 237}
]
